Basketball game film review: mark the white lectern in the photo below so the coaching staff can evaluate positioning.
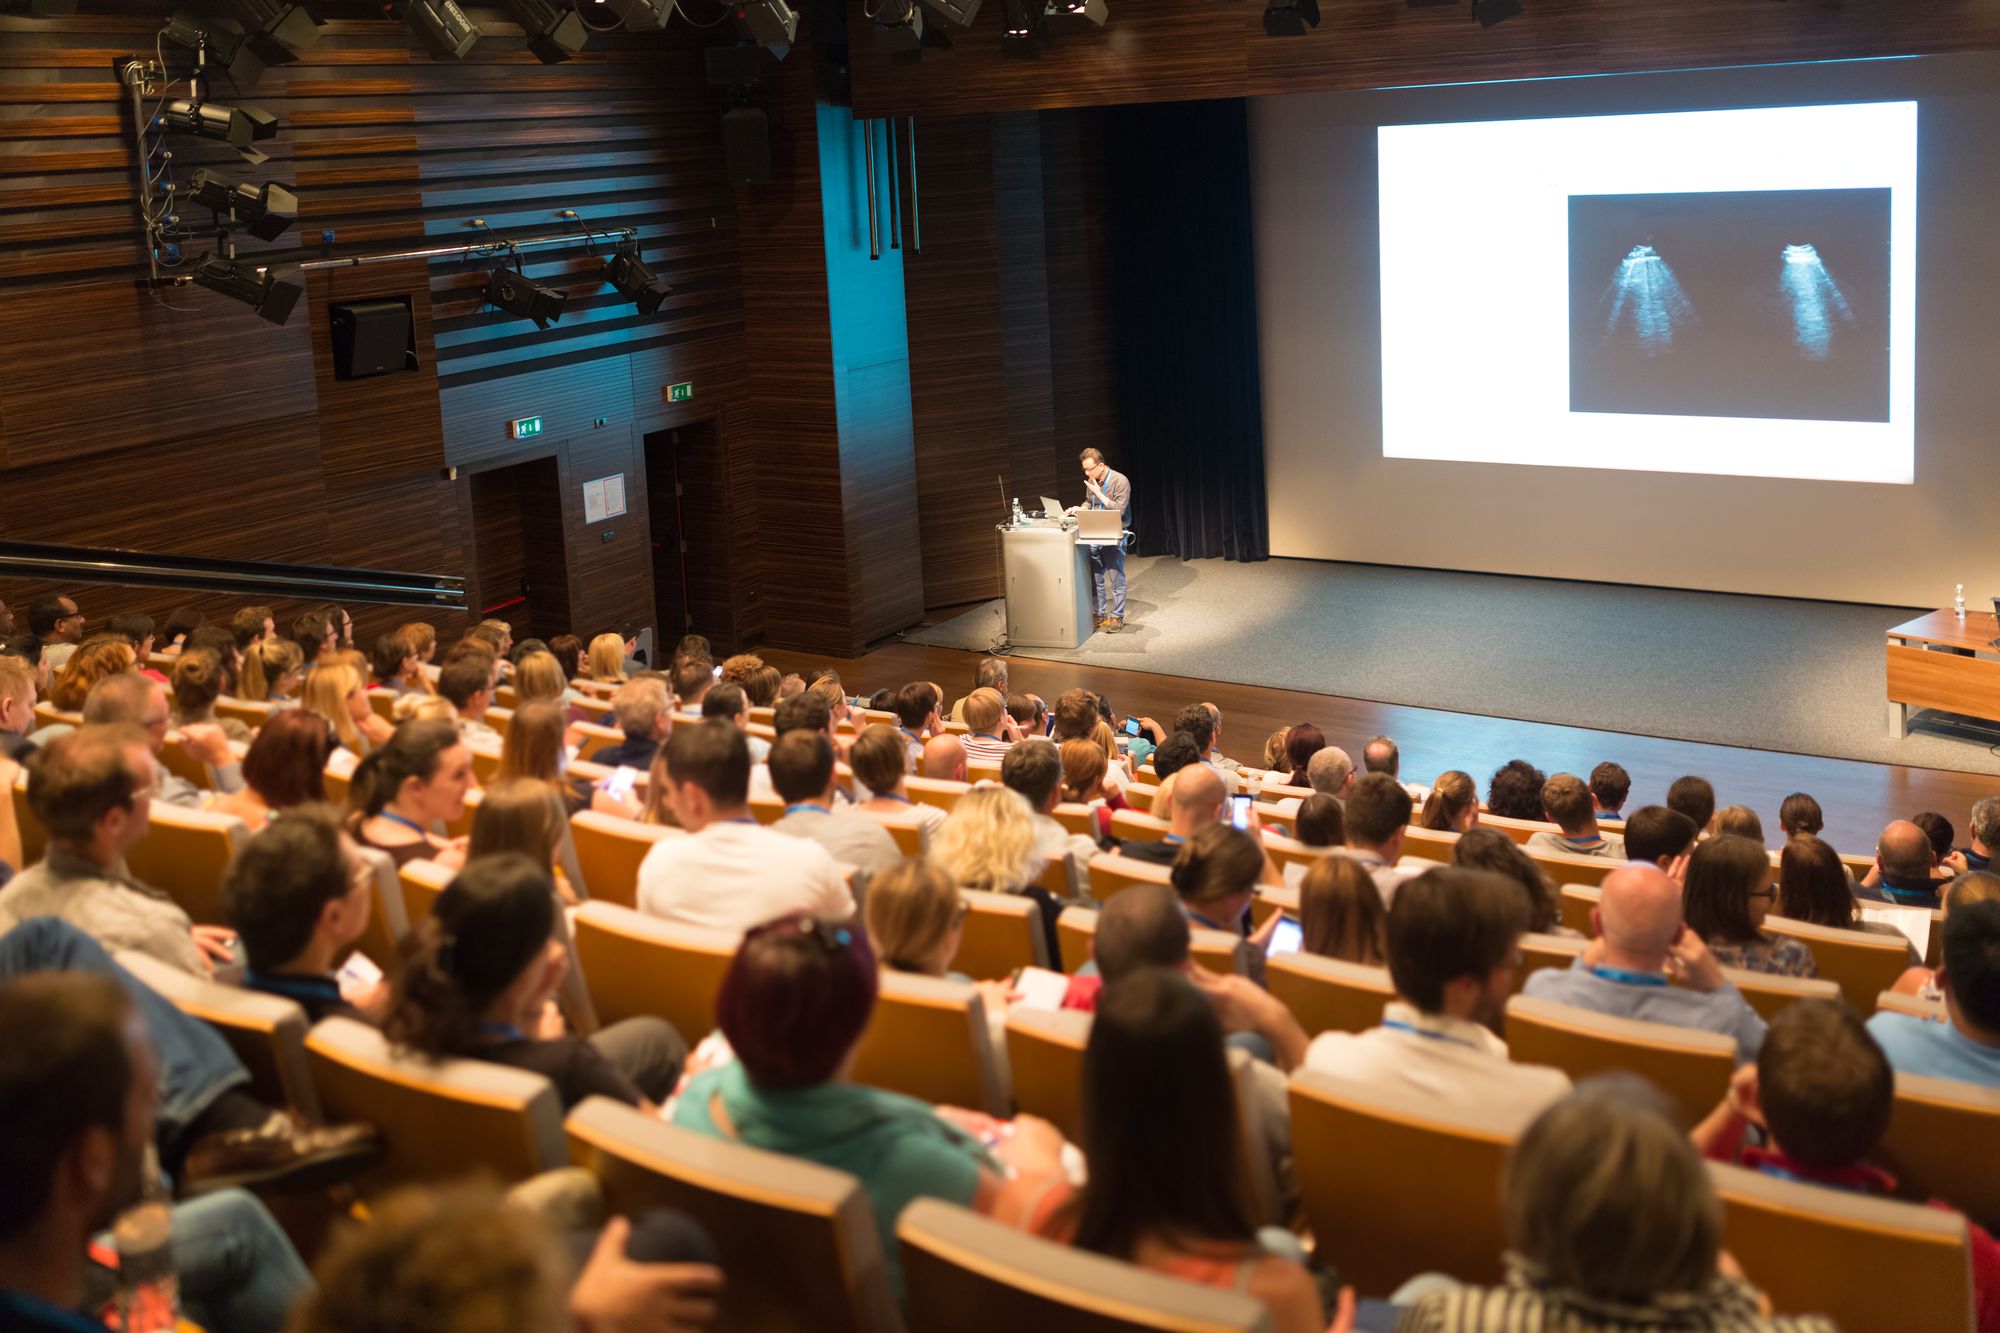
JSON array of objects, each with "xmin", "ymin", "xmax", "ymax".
[{"xmin": 1002, "ymin": 521, "xmax": 1093, "ymax": 649}]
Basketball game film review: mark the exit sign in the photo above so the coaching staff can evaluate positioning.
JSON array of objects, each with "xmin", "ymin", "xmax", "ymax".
[
  {"xmin": 508, "ymin": 415, "xmax": 544, "ymax": 440},
  {"xmin": 666, "ymin": 381, "xmax": 694, "ymax": 403}
]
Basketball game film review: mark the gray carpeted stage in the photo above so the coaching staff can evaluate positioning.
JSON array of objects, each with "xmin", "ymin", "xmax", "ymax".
[{"xmin": 905, "ymin": 556, "xmax": 2000, "ymax": 776}]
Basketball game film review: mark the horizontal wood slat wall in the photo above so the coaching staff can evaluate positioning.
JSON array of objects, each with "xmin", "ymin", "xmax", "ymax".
[{"xmin": 845, "ymin": 0, "xmax": 2000, "ymax": 118}]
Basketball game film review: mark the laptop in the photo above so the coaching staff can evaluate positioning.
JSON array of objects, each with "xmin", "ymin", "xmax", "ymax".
[
  {"xmin": 1038, "ymin": 495, "xmax": 1065, "ymax": 520},
  {"xmin": 1076, "ymin": 508, "xmax": 1123, "ymax": 543}
]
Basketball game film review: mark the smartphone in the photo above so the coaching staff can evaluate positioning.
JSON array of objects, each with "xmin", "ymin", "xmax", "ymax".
[
  {"xmin": 1228, "ymin": 793, "xmax": 1253, "ymax": 830},
  {"xmin": 597, "ymin": 766, "xmax": 642, "ymax": 800},
  {"xmin": 1267, "ymin": 913, "xmax": 1304, "ymax": 957},
  {"xmin": 1123, "ymin": 716, "xmax": 1142, "ymax": 737},
  {"xmin": 711, "ymin": 664, "xmax": 723, "ymax": 680}
]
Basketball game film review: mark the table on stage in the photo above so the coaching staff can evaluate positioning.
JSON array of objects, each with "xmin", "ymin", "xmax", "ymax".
[{"xmin": 1885, "ymin": 608, "xmax": 2000, "ymax": 738}]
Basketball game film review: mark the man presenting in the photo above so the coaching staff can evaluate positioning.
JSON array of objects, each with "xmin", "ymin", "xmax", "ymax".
[{"xmin": 1073, "ymin": 448, "xmax": 1131, "ymax": 633}]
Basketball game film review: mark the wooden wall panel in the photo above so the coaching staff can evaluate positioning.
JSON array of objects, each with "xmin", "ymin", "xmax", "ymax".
[
  {"xmin": 1040, "ymin": 109, "xmax": 1118, "ymax": 474},
  {"xmin": 992, "ymin": 112, "xmax": 1059, "ymax": 515},
  {"xmin": 558, "ymin": 427, "xmax": 653, "ymax": 642},
  {"xmin": 846, "ymin": 0, "xmax": 2000, "ymax": 118},
  {"xmin": 309, "ymin": 258, "xmax": 448, "ymax": 485}
]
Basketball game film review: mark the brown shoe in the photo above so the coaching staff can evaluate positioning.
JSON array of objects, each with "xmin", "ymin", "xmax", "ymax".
[
  {"xmin": 181, "ymin": 1110, "xmax": 379, "ymax": 1195},
  {"xmin": 1103, "ymin": 617, "xmax": 1123, "ymax": 633}
]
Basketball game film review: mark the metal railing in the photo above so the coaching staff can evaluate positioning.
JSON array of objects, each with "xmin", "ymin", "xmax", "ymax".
[{"xmin": 0, "ymin": 540, "xmax": 467, "ymax": 610}]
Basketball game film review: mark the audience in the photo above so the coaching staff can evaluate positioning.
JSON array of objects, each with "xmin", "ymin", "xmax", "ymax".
[
  {"xmin": 240, "ymin": 637, "xmax": 305, "ymax": 705},
  {"xmin": 1416, "ymin": 769, "xmax": 1479, "ymax": 832},
  {"xmin": 370, "ymin": 630, "xmax": 429, "ymax": 699},
  {"xmin": 1277, "ymin": 723, "xmax": 1327, "ymax": 789},
  {"xmin": 1172, "ymin": 702, "xmax": 1239, "ymax": 796},
  {"xmin": 0, "ymin": 654, "xmax": 36, "ymax": 763},
  {"xmin": 30, "ymin": 592, "xmax": 84, "ymax": 670},
  {"xmin": 1713, "ymin": 804, "xmax": 1766, "ymax": 844},
  {"xmin": 82, "ymin": 671, "xmax": 244, "ymax": 807},
  {"xmin": 210, "ymin": 709, "xmax": 335, "ymax": 831},
  {"xmin": 929, "ymin": 786, "xmax": 1061, "ymax": 965},
  {"xmin": 594, "ymin": 676, "xmax": 673, "ymax": 771},
  {"xmin": 1334, "ymin": 772, "xmax": 1417, "ymax": 904},
  {"xmin": 1291, "ymin": 792, "xmax": 1344, "ymax": 847},
  {"xmin": 224, "ymin": 806, "xmax": 381, "ymax": 1021},
  {"xmin": 1452, "ymin": 826, "xmax": 1562, "ymax": 935},
  {"xmin": 1891, "ymin": 872, "xmax": 2000, "ymax": 1000},
  {"xmin": 1776, "ymin": 833, "xmax": 1917, "ymax": 952},
  {"xmin": 920, "ymin": 731, "xmax": 969, "ymax": 783},
  {"xmin": 1622, "ymin": 803, "xmax": 1700, "ymax": 882},
  {"xmin": 1862, "ymin": 817, "xmax": 1944, "ymax": 907},
  {"xmin": 1169, "ymin": 825, "xmax": 1281, "ymax": 983},
  {"xmin": 469, "ymin": 779, "xmax": 580, "ymax": 905},
  {"xmin": 169, "ymin": 650, "xmax": 251, "ymax": 743},
  {"xmin": 494, "ymin": 699, "xmax": 585, "ymax": 815},
  {"xmin": 1524, "ymin": 773, "xmax": 1625, "ymax": 860},
  {"xmin": 1118, "ymin": 762, "xmax": 1227, "ymax": 865},
  {"xmin": 947, "ymin": 658, "xmax": 1008, "ymax": 724},
  {"xmin": 1683, "ymin": 835, "xmax": 1818, "ymax": 978},
  {"xmin": 1275, "ymin": 743, "xmax": 1355, "ymax": 817},
  {"xmin": 1589, "ymin": 760, "xmax": 1631, "ymax": 819},
  {"xmin": 1485, "ymin": 758, "xmax": 1547, "ymax": 821},
  {"xmin": 344, "ymin": 719, "xmax": 473, "ymax": 870},
  {"xmin": 303, "ymin": 660, "xmax": 390, "ymax": 758},
  {"xmin": 892, "ymin": 681, "xmax": 942, "ymax": 763},
  {"xmin": 1296, "ymin": 853, "xmax": 1385, "ymax": 965},
  {"xmin": 960, "ymin": 687, "xmax": 1020, "ymax": 765},
  {"xmin": 671, "ymin": 913, "xmax": 1068, "ymax": 1301},
  {"xmin": 848, "ymin": 723, "xmax": 948, "ymax": 845},
  {"xmin": 1914, "ymin": 809, "xmax": 1957, "ymax": 866},
  {"xmin": 437, "ymin": 650, "xmax": 500, "ymax": 747},
  {"xmin": 636, "ymin": 721, "xmax": 851, "ymax": 937},
  {"xmin": 768, "ymin": 729, "xmax": 898, "ymax": 887},
  {"xmin": 698, "ymin": 682, "xmax": 767, "ymax": 764},
  {"xmin": 1524, "ymin": 863, "xmax": 1766, "ymax": 1062},
  {"xmin": 1867, "ymin": 899, "xmax": 2000, "ymax": 1090},
  {"xmin": 386, "ymin": 854, "xmax": 683, "ymax": 1110},
  {"xmin": 1778, "ymin": 790, "xmax": 1825, "ymax": 840},
  {"xmin": 1958, "ymin": 796, "xmax": 2000, "ymax": 874},
  {"xmin": 1400, "ymin": 1075, "xmax": 1834, "ymax": 1333},
  {"xmin": 999, "ymin": 738, "xmax": 1099, "ymax": 890},
  {"xmin": 39, "ymin": 638, "xmax": 136, "ymax": 726},
  {"xmin": 1667, "ymin": 773, "xmax": 1718, "ymax": 833},
  {"xmin": 1058, "ymin": 737, "xmax": 1124, "ymax": 841}
]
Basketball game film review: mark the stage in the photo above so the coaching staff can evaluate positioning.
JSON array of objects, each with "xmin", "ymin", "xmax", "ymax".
[{"xmin": 906, "ymin": 556, "xmax": 2000, "ymax": 777}]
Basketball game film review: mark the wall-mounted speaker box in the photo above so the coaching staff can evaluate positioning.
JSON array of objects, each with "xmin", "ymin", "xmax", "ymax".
[
  {"xmin": 721, "ymin": 106, "xmax": 772, "ymax": 185},
  {"xmin": 330, "ymin": 297, "xmax": 417, "ymax": 380}
]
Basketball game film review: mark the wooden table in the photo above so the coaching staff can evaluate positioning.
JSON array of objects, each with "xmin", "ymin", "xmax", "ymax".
[{"xmin": 1885, "ymin": 608, "xmax": 2000, "ymax": 737}]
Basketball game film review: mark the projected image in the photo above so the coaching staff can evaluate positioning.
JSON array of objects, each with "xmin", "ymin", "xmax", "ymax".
[{"xmin": 1568, "ymin": 188, "xmax": 1892, "ymax": 423}]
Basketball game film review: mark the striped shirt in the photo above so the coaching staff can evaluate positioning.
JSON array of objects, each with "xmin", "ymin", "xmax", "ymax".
[
  {"xmin": 961, "ymin": 733, "xmax": 1015, "ymax": 766},
  {"xmin": 1401, "ymin": 1261, "xmax": 1837, "ymax": 1333}
]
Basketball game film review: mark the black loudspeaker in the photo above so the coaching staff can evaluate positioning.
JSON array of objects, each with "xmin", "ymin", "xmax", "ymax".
[
  {"xmin": 329, "ymin": 297, "xmax": 415, "ymax": 380},
  {"xmin": 720, "ymin": 106, "xmax": 772, "ymax": 185}
]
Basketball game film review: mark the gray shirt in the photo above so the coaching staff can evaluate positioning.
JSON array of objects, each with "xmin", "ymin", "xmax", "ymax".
[
  {"xmin": 1088, "ymin": 467, "xmax": 1132, "ymax": 527},
  {"xmin": 156, "ymin": 754, "xmax": 244, "ymax": 808},
  {"xmin": 773, "ymin": 806, "xmax": 902, "ymax": 886},
  {"xmin": 0, "ymin": 848, "xmax": 207, "ymax": 974},
  {"xmin": 1522, "ymin": 956, "xmax": 1767, "ymax": 1063}
]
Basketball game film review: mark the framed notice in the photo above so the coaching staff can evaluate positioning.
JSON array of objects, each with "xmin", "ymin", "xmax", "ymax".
[{"xmin": 582, "ymin": 473, "xmax": 628, "ymax": 524}]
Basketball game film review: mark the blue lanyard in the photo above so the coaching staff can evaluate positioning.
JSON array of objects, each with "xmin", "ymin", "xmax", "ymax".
[
  {"xmin": 1590, "ymin": 964, "xmax": 1669, "ymax": 987},
  {"xmin": 972, "ymin": 732, "xmax": 1002, "ymax": 741},
  {"xmin": 900, "ymin": 728, "xmax": 922, "ymax": 745},
  {"xmin": 878, "ymin": 793, "xmax": 914, "ymax": 805},
  {"xmin": 378, "ymin": 810, "xmax": 429, "ymax": 836},
  {"xmin": 477, "ymin": 1020, "xmax": 529, "ymax": 1043},
  {"xmin": 784, "ymin": 803, "xmax": 830, "ymax": 816},
  {"xmin": 726, "ymin": 815, "xmax": 760, "ymax": 826},
  {"xmin": 246, "ymin": 970, "xmax": 340, "ymax": 1003},
  {"xmin": 1880, "ymin": 883, "xmax": 1938, "ymax": 906},
  {"xmin": 1381, "ymin": 1018, "xmax": 1482, "ymax": 1049}
]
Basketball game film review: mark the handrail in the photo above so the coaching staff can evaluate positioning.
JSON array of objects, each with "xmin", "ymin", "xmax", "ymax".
[{"xmin": 0, "ymin": 540, "xmax": 467, "ymax": 610}]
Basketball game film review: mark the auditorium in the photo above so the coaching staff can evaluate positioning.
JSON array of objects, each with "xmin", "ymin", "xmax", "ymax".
[{"xmin": 4, "ymin": 0, "xmax": 2000, "ymax": 1329}]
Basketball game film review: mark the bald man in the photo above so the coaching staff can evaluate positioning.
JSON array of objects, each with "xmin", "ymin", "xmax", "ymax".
[
  {"xmin": 920, "ymin": 733, "xmax": 968, "ymax": 784},
  {"xmin": 1522, "ymin": 862, "xmax": 1767, "ymax": 1062},
  {"xmin": 1116, "ymin": 763, "xmax": 1227, "ymax": 866},
  {"xmin": 1861, "ymin": 818, "xmax": 1945, "ymax": 908}
]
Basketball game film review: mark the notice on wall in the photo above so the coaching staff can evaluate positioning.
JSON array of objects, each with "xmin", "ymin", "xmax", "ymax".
[{"xmin": 582, "ymin": 473, "xmax": 629, "ymax": 524}]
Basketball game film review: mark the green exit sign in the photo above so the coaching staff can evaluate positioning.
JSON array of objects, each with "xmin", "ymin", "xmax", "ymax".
[
  {"xmin": 508, "ymin": 415, "xmax": 544, "ymax": 440},
  {"xmin": 666, "ymin": 381, "xmax": 694, "ymax": 403}
]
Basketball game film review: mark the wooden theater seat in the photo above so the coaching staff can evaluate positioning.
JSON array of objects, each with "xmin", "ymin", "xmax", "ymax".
[
  {"xmin": 571, "ymin": 720, "xmax": 627, "ymax": 762},
  {"xmin": 570, "ymin": 902, "xmax": 735, "ymax": 1042},
  {"xmin": 1557, "ymin": 884, "xmax": 1600, "ymax": 937},
  {"xmin": 122, "ymin": 803, "xmax": 250, "ymax": 927},
  {"xmin": 1004, "ymin": 1006, "xmax": 1093, "ymax": 1141},
  {"xmin": 1288, "ymin": 1070, "xmax": 1514, "ymax": 1294},
  {"xmin": 1877, "ymin": 1070, "xmax": 2000, "ymax": 1235},
  {"xmin": 1762, "ymin": 915, "xmax": 1912, "ymax": 1014},
  {"xmin": 118, "ymin": 950, "xmax": 322, "ymax": 1123},
  {"xmin": 397, "ymin": 857, "xmax": 454, "ymax": 929},
  {"xmin": 569, "ymin": 810, "xmax": 684, "ymax": 910},
  {"xmin": 1264, "ymin": 952, "xmax": 1393, "ymax": 1038},
  {"xmin": 566, "ymin": 1097, "xmax": 903, "ymax": 1333},
  {"xmin": 305, "ymin": 1016, "xmax": 566, "ymax": 1191},
  {"xmin": 346, "ymin": 846, "xmax": 410, "ymax": 973},
  {"xmin": 1107, "ymin": 809, "xmax": 1171, "ymax": 843},
  {"xmin": 1516, "ymin": 931, "xmax": 1587, "ymax": 990},
  {"xmin": 849, "ymin": 971, "xmax": 1008, "ymax": 1117},
  {"xmin": 214, "ymin": 697, "xmax": 274, "ymax": 731},
  {"xmin": 1504, "ymin": 995, "xmax": 1734, "ymax": 1126},
  {"xmin": 952, "ymin": 888, "xmax": 1048, "ymax": 981},
  {"xmin": 12, "ymin": 768, "xmax": 43, "ymax": 867},
  {"xmin": 906, "ymin": 776, "xmax": 970, "ymax": 813},
  {"xmin": 1716, "ymin": 967, "xmax": 1841, "ymax": 1023},
  {"xmin": 1083, "ymin": 853, "xmax": 1175, "ymax": 904},
  {"xmin": 898, "ymin": 1199, "xmax": 1273, "ymax": 1333},
  {"xmin": 1056, "ymin": 906, "xmax": 1238, "ymax": 977}
]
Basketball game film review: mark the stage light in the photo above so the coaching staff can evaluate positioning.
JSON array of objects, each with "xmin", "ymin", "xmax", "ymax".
[
  {"xmin": 485, "ymin": 267, "xmax": 566, "ymax": 330},
  {"xmin": 732, "ymin": 0, "xmax": 796, "ymax": 56},
  {"xmin": 919, "ymin": 0, "xmax": 979, "ymax": 25},
  {"xmin": 161, "ymin": 10, "xmax": 267, "ymax": 85},
  {"xmin": 600, "ymin": 0, "xmax": 671, "ymax": 30},
  {"xmin": 394, "ymin": 0, "xmax": 482, "ymax": 60},
  {"xmin": 873, "ymin": 0, "xmax": 924, "ymax": 50},
  {"xmin": 1471, "ymin": 0, "xmax": 1519, "ymax": 24},
  {"xmin": 187, "ymin": 169, "xmax": 297, "ymax": 241},
  {"xmin": 157, "ymin": 96, "xmax": 278, "ymax": 163},
  {"xmin": 604, "ymin": 249, "xmax": 671, "ymax": 317},
  {"xmin": 499, "ymin": 0, "xmax": 587, "ymax": 62},
  {"xmin": 228, "ymin": 0, "xmax": 322, "ymax": 61},
  {"xmin": 1001, "ymin": 0, "xmax": 1042, "ymax": 55},
  {"xmin": 1042, "ymin": 0, "xmax": 1104, "ymax": 31},
  {"xmin": 190, "ymin": 253, "xmax": 303, "ymax": 324},
  {"xmin": 1262, "ymin": 0, "xmax": 1316, "ymax": 34}
]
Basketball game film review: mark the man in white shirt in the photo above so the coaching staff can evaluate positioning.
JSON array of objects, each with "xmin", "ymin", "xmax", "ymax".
[
  {"xmin": 1000, "ymin": 738, "xmax": 1098, "ymax": 895},
  {"xmin": 1524, "ymin": 773, "xmax": 1626, "ymax": 860},
  {"xmin": 1334, "ymin": 773, "xmax": 1418, "ymax": 905},
  {"xmin": 959, "ymin": 687, "xmax": 1020, "ymax": 766},
  {"xmin": 768, "ymin": 729, "xmax": 898, "ymax": 888},
  {"xmin": 1303, "ymin": 865, "xmax": 1572, "ymax": 1131},
  {"xmin": 1276, "ymin": 745, "xmax": 1353, "ymax": 816},
  {"xmin": 637, "ymin": 720, "xmax": 853, "ymax": 937}
]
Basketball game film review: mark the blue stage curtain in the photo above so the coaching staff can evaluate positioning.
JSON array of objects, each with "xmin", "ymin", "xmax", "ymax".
[{"xmin": 1106, "ymin": 98, "xmax": 1270, "ymax": 564}]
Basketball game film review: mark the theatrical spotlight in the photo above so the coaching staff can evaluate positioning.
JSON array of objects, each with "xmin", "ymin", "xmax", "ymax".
[
  {"xmin": 161, "ymin": 11, "xmax": 266, "ymax": 86},
  {"xmin": 500, "ymin": 0, "xmax": 586, "ymax": 63},
  {"xmin": 394, "ymin": 0, "xmax": 482, "ymax": 60},
  {"xmin": 604, "ymin": 249, "xmax": 671, "ymax": 317},
  {"xmin": 1000, "ymin": 0, "xmax": 1042, "ymax": 55},
  {"xmin": 874, "ymin": 0, "xmax": 923, "ymax": 51},
  {"xmin": 1471, "ymin": 0, "xmax": 1519, "ymax": 24},
  {"xmin": 919, "ymin": 0, "xmax": 979, "ymax": 25},
  {"xmin": 157, "ymin": 96, "xmax": 278, "ymax": 163},
  {"xmin": 486, "ymin": 266, "xmax": 566, "ymax": 330},
  {"xmin": 187, "ymin": 169, "xmax": 297, "ymax": 241},
  {"xmin": 1042, "ymin": 0, "xmax": 1104, "ymax": 32},
  {"xmin": 733, "ymin": 0, "xmax": 797, "ymax": 56},
  {"xmin": 189, "ymin": 252, "xmax": 303, "ymax": 325},
  {"xmin": 228, "ymin": 0, "xmax": 322, "ymax": 63},
  {"xmin": 1262, "ymin": 0, "xmax": 1317, "ymax": 35},
  {"xmin": 600, "ymin": 0, "xmax": 672, "ymax": 31}
]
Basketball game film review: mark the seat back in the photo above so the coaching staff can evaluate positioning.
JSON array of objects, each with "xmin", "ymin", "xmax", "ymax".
[
  {"xmin": 905, "ymin": 776, "xmax": 969, "ymax": 812},
  {"xmin": 1051, "ymin": 802, "xmax": 1098, "ymax": 837},
  {"xmin": 571, "ymin": 720, "xmax": 626, "ymax": 762},
  {"xmin": 1877, "ymin": 1071, "xmax": 2000, "ymax": 1235},
  {"xmin": 1558, "ymin": 884, "xmax": 1601, "ymax": 936},
  {"xmin": 12, "ymin": 770, "xmax": 43, "ymax": 867},
  {"xmin": 157, "ymin": 735, "xmax": 215, "ymax": 792},
  {"xmin": 570, "ymin": 811, "xmax": 684, "ymax": 910},
  {"xmin": 953, "ymin": 888, "xmax": 1048, "ymax": 980},
  {"xmin": 397, "ymin": 858, "xmax": 455, "ymax": 929},
  {"xmin": 304, "ymin": 1016, "xmax": 565, "ymax": 1191},
  {"xmin": 122, "ymin": 804, "xmax": 249, "ymax": 927},
  {"xmin": 1083, "ymin": 853, "xmax": 1174, "ymax": 904},
  {"xmin": 1264, "ymin": 952, "xmax": 1393, "ymax": 1038},
  {"xmin": 1712, "ymin": 1160, "xmax": 1973, "ymax": 1331},
  {"xmin": 567, "ymin": 1097, "xmax": 904, "ymax": 1333},
  {"xmin": 1762, "ymin": 915, "xmax": 1911, "ymax": 1013},
  {"xmin": 1516, "ymin": 931, "xmax": 1586, "ymax": 990},
  {"xmin": 849, "ymin": 971, "xmax": 1008, "ymax": 1116},
  {"xmin": 897, "ymin": 1199, "xmax": 1272, "ymax": 1333},
  {"xmin": 1107, "ymin": 810, "xmax": 1170, "ymax": 843},
  {"xmin": 1715, "ymin": 967, "xmax": 1841, "ymax": 1023},
  {"xmin": 1528, "ymin": 847, "xmax": 1623, "ymax": 889},
  {"xmin": 571, "ymin": 902, "xmax": 735, "ymax": 1041},
  {"xmin": 348, "ymin": 846, "xmax": 410, "ymax": 973},
  {"xmin": 1056, "ymin": 906, "xmax": 1238, "ymax": 977},
  {"xmin": 1288, "ymin": 1070, "xmax": 1513, "ymax": 1293},
  {"xmin": 1504, "ymin": 995, "xmax": 1734, "ymax": 1126},
  {"xmin": 117, "ymin": 950, "xmax": 322, "ymax": 1123},
  {"xmin": 1004, "ymin": 1006, "xmax": 1092, "ymax": 1141},
  {"xmin": 213, "ymin": 697, "xmax": 273, "ymax": 730},
  {"xmin": 1476, "ymin": 812, "xmax": 1560, "ymax": 844}
]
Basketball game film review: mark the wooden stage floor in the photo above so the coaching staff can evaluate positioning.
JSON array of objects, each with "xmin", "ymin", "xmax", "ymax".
[{"xmin": 753, "ymin": 639, "xmax": 1999, "ymax": 857}]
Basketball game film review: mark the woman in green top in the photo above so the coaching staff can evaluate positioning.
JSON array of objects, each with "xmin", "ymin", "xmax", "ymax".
[{"xmin": 672, "ymin": 912, "xmax": 1070, "ymax": 1300}]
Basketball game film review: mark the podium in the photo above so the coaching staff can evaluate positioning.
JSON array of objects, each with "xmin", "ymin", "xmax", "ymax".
[{"xmin": 1002, "ymin": 521, "xmax": 1093, "ymax": 649}]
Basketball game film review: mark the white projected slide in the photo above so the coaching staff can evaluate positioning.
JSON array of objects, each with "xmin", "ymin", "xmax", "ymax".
[{"xmin": 1377, "ymin": 101, "xmax": 1917, "ymax": 484}]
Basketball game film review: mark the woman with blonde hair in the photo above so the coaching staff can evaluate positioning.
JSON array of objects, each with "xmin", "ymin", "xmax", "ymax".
[
  {"xmin": 511, "ymin": 650, "xmax": 568, "ymax": 706},
  {"xmin": 931, "ymin": 785, "xmax": 1059, "ymax": 963},
  {"xmin": 240, "ymin": 637, "xmax": 305, "ymax": 705},
  {"xmin": 864, "ymin": 857, "xmax": 968, "ymax": 976},
  {"xmin": 584, "ymin": 632, "xmax": 627, "ymax": 684},
  {"xmin": 393, "ymin": 693, "xmax": 458, "ymax": 724},
  {"xmin": 1417, "ymin": 769, "xmax": 1480, "ymax": 833},
  {"xmin": 303, "ymin": 661, "xmax": 390, "ymax": 756}
]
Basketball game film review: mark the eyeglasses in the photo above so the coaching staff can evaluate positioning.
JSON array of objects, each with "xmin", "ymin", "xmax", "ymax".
[{"xmin": 1747, "ymin": 888, "xmax": 1778, "ymax": 900}]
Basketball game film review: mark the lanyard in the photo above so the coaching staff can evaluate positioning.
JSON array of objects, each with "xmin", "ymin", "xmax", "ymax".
[
  {"xmin": 1590, "ymin": 965, "xmax": 1669, "ymax": 987},
  {"xmin": 878, "ymin": 793, "xmax": 914, "ymax": 805},
  {"xmin": 245, "ymin": 970, "xmax": 339, "ymax": 1002},
  {"xmin": 378, "ymin": 810, "xmax": 429, "ymax": 836},
  {"xmin": 1380, "ymin": 1018, "xmax": 1482, "ymax": 1049},
  {"xmin": 784, "ymin": 803, "xmax": 831, "ymax": 817},
  {"xmin": 972, "ymin": 732, "xmax": 1002, "ymax": 741},
  {"xmin": 477, "ymin": 1020, "xmax": 529, "ymax": 1043},
  {"xmin": 1880, "ymin": 883, "xmax": 1938, "ymax": 907}
]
